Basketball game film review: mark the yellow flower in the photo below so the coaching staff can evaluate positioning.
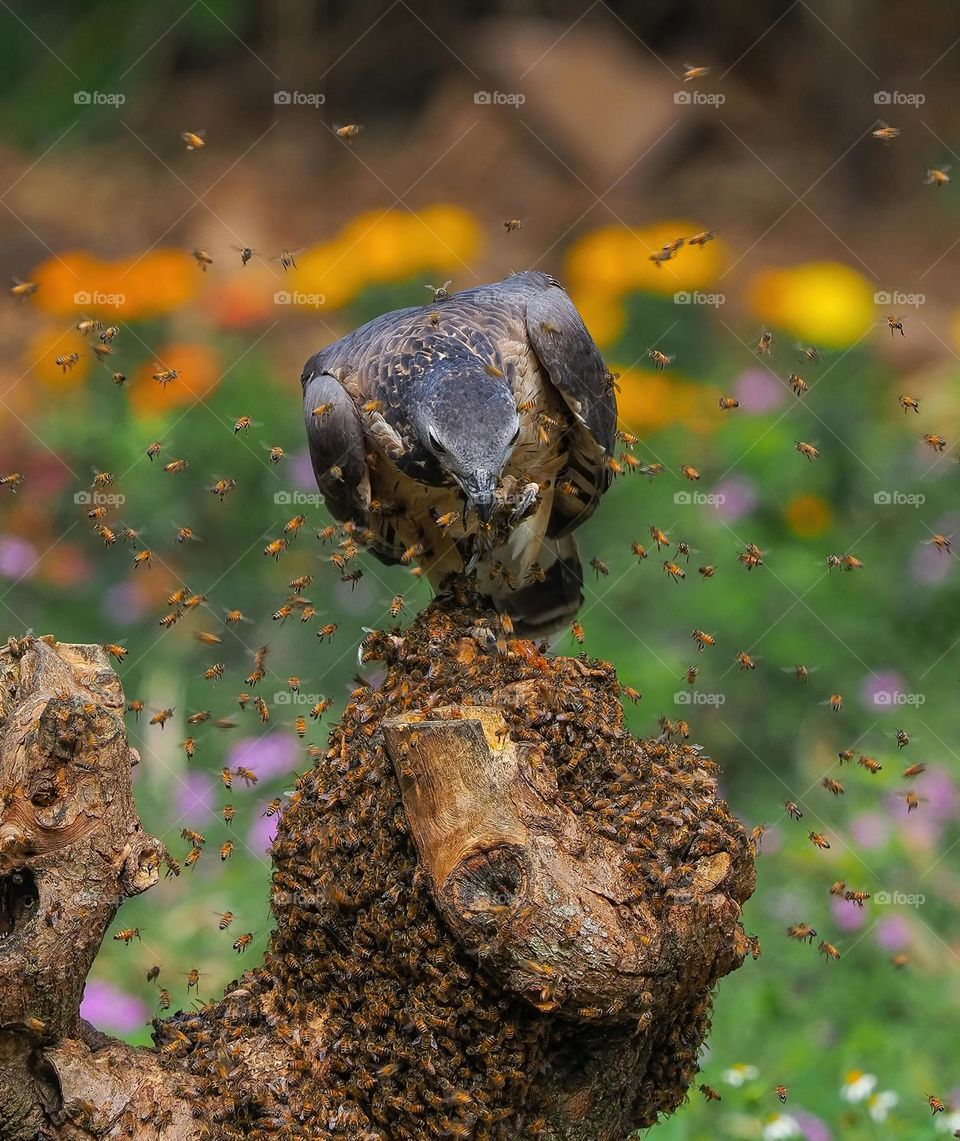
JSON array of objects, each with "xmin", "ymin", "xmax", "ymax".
[
  {"xmin": 30, "ymin": 250, "xmax": 198, "ymax": 320},
  {"xmin": 784, "ymin": 494, "xmax": 832, "ymax": 537},
  {"xmin": 747, "ymin": 261, "xmax": 875, "ymax": 348},
  {"xmin": 615, "ymin": 367, "xmax": 722, "ymax": 435}
]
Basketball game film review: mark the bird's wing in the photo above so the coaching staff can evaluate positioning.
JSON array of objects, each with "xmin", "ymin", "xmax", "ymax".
[
  {"xmin": 524, "ymin": 282, "xmax": 617, "ymax": 532},
  {"xmin": 302, "ymin": 368, "xmax": 369, "ymax": 526}
]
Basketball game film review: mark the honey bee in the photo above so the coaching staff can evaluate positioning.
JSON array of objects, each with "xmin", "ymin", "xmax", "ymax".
[
  {"xmin": 858, "ymin": 754, "xmax": 882, "ymax": 774},
  {"xmin": 796, "ymin": 344, "xmax": 821, "ymax": 365},
  {"xmin": 789, "ymin": 373, "xmax": 808, "ymax": 396},
  {"xmin": 133, "ymin": 549, "xmax": 153, "ymax": 570},
  {"xmin": 819, "ymin": 940, "xmax": 840, "ymax": 960},
  {"xmin": 235, "ymin": 765, "xmax": 258, "ymax": 786},
  {"xmin": 202, "ymin": 663, "xmax": 225, "ymax": 682},
  {"xmin": 750, "ymin": 823, "xmax": 766, "ymax": 850},
  {"xmin": 822, "ymin": 777, "xmax": 844, "ymax": 796},
  {"xmin": 158, "ymin": 989, "xmax": 171, "ymax": 1010},
  {"xmin": 663, "ymin": 560, "xmax": 685, "ymax": 583},
  {"xmin": 648, "ymin": 349, "xmax": 673, "ymax": 370},
  {"xmin": 631, "ymin": 543, "xmax": 648, "ymax": 560},
  {"xmin": 274, "ymin": 247, "xmax": 305, "ymax": 271},
  {"xmin": 389, "ymin": 594, "xmax": 405, "ymax": 617},
  {"xmin": 426, "ymin": 280, "xmax": 452, "ymax": 300},
  {"xmin": 844, "ymin": 889, "xmax": 870, "ymax": 907},
  {"xmin": 648, "ymin": 248, "xmax": 675, "ymax": 268},
  {"xmin": 756, "ymin": 330, "xmax": 774, "ymax": 355},
  {"xmin": 146, "ymin": 964, "xmax": 160, "ymax": 984},
  {"xmin": 184, "ymin": 847, "xmax": 201, "ymax": 868},
  {"xmin": 738, "ymin": 543, "xmax": 764, "ymax": 570},
  {"xmin": 927, "ymin": 533, "xmax": 952, "ymax": 553},
  {"xmin": 829, "ymin": 880, "xmax": 847, "ymax": 897},
  {"xmin": 233, "ymin": 932, "xmax": 253, "ymax": 954},
  {"xmin": 570, "ymin": 620, "xmax": 585, "ymax": 644},
  {"xmin": 890, "ymin": 952, "xmax": 909, "ymax": 969},
  {"xmin": 808, "ymin": 831, "xmax": 831, "ymax": 849},
  {"xmin": 310, "ymin": 699, "xmax": 331, "ymax": 719},
  {"xmin": 224, "ymin": 609, "xmax": 248, "ymax": 624},
  {"xmin": 175, "ymin": 526, "xmax": 196, "ymax": 544},
  {"xmin": 295, "ymin": 715, "xmax": 306, "ymax": 738},
  {"xmin": 219, "ymin": 841, "xmax": 233, "ymax": 862},
  {"xmin": 784, "ymin": 800, "xmax": 803, "ymax": 820},
  {"xmin": 152, "ymin": 368, "xmax": 179, "ymax": 387},
  {"xmin": 233, "ymin": 415, "xmax": 253, "ymax": 435},
  {"xmin": 590, "ymin": 556, "xmax": 609, "ymax": 577},
  {"xmin": 316, "ymin": 623, "xmax": 338, "ymax": 643},
  {"xmin": 112, "ymin": 371, "xmax": 126, "ymax": 386},
  {"xmin": 686, "ymin": 665, "xmax": 698, "ymax": 684},
  {"xmin": 925, "ymin": 165, "xmax": 951, "ymax": 186},
  {"xmin": 0, "ymin": 472, "xmax": 25, "ymax": 493},
  {"xmin": 210, "ymin": 478, "xmax": 238, "ymax": 502},
  {"xmin": 334, "ymin": 123, "xmax": 363, "ymax": 142},
  {"xmin": 9, "ymin": 278, "xmax": 39, "ymax": 297},
  {"xmin": 503, "ymin": 218, "xmax": 524, "ymax": 232},
  {"xmin": 691, "ymin": 629, "xmax": 715, "ymax": 651},
  {"xmin": 795, "ymin": 440, "xmax": 819, "ymax": 461},
  {"xmin": 884, "ymin": 314, "xmax": 905, "ymax": 337},
  {"xmin": 872, "ymin": 121, "xmax": 899, "ymax": 141},
  {"xmin": 91, "ymin": 342, "xmax": 113, "ymax": 362},
  {"xmin": 186, "ymin": 969, "xmax": 200, "ymax": 992},
  {"xmin": 718, "ymin": 395, "xmax": 740, "ymax": 410},
  {"xmin": 434, "ymin": 510, "xmax": 458, "ymax": 531},
  {"xmin": 682, "ymin": 63, "xmax": 711, "ymax": 81},
  {"xmin": 825, "ymin": 553, "xmax": 843, "ymax": 572},
  {"xmin": 639, "ymin": 462, "xmax": 665, "ymax": 478},
  {"xmin": 735, "ymin": 651, "xmax": 756, "ymax": 670},
  {"xmin": 786, "ymin": 923, "xmax": 816, "ymax": 943},
  {"xmin": 150, "ymin": 707, "xmax": 174, "ymax": 728},
  {"xmin": 164, "ymin": 458, "xmax": 189, "ymax": 473},
  {"xmin": 103, "ymin": 643, "xmax": 127, "ymax": 662},
  {"xmin": 312, "ymin": 403, "xmax": 334, "ymax": 420},
  {"xmin": 840, "ymin": 553, "xmax": 863, "ymax": 571},
  {"xmin": 680, "ymin": 464, "xmax": 700, "ymax": 481},
  {"xmin": 220, "ymin": 767, "xmax": 233, "ymax": 789},
  {"xmin": 688, "ymin": 229, "xmax": 715, "ymax": 247},
  {"xmin": 95, "ymin": 524, "xmax": 116, "ymax": 546},
  {"xmin": 56, "ymin": 353, "xmax": 80, "ymax": 372},
  {"xmin": 902, "ymin": 762, "xmax": 926, "ymax": 778},
  {"xmin": 254, "ymin": 696, "xmax": 269, "ymax": 723},
  {"xmin": 699, "ymin": 1084, "xmax": 722, "ymax": 1102},
  {"xmin": 896, "ymin": 790, "xmax": 926, "ymax": 813},
  {"xmin": 268, "ymin": 446, "xmax": 285, "ymax": 464},
  {"xmin": 649, "ymin": 525, "xmax": 669, "ymax": 550},
  {"xmin": 775, "ymin": 1086, "xmax": 789, "ymax": 1103},
  {"xmin": 927, "ymin": 1095, "xmax": 946, "ymax": 1115},
  {"xmin": 829, "ymin": 693, "xmax": 843, "ymax": 711},
  {"xmin": 181, "ymin": 129, "xmax": 206, "ymax": 150},
  {"xmin": 923, "ymin": 433, "xmax": 947, "ymax": 451},
  {"xmin": 113, "ymin": 928, "xmax": 142, "ymax": 944},
  {"xmin": 127, "ymin": 699, "xmax": 144, "ymax": 719},
  {"xmin": 621, "ymin": 685, "xmax": 641, "ymax": 702},
  {"xmin": 76, "ymin": 317, "xmax": 101, "ymax": 335}
]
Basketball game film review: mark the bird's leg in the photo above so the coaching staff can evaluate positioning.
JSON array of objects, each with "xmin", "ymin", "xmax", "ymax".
[{"xmin": 509, "ymin": 481, "xmax": 541, "ymax": 526}]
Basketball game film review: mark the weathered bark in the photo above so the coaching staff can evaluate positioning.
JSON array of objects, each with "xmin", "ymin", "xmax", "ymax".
[{"xmin": 0, "ymin": 581, "xmax": 755, "ymax": 1139}]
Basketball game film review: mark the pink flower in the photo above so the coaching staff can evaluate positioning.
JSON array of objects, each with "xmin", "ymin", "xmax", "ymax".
[
  {"xmin": 80, "ymin": 980, "xmax": 148, "ymax": 1034},
  {"xmin": 734, "ymin": 368, "xmax": 786, "ymax": 413}
]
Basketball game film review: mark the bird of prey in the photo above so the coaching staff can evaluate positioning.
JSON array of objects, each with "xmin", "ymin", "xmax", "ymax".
[{"xmin": 300, "ymin": 270, "xmax": 617, "ymax": 634}]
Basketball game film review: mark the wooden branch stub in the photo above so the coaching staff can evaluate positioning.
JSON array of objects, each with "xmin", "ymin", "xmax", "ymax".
[{"xmin": 384, "ymin": 706, "xmax": 673, "ymax": 1018}]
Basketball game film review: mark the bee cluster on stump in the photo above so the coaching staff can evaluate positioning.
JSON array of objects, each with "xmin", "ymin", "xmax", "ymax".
[{"xmin": 149, "ymin": 578, "xmax": 754, "ymax": 1139}]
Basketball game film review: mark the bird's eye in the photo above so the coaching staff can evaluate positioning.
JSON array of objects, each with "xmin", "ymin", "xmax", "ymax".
[{"xmin": 428, "ymin": 430, "xmax": 446, "ymax": 454}]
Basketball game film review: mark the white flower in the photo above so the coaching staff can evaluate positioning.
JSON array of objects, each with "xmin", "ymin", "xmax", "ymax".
[
  {"xmin": 935, "ymin": 1111, "xmax": 960, "ymax": 1135},
  {"xmin": 868, "ymin": 1090, "xmax": 898, "ymax": 1122},
  {"xmin": 723, "ymin": 1063, "xmax": 760, "ymax": 1087},
  {"xmin": 762, "ymin": 1113, "xmax": 801, "ymax": 1140},
  {"xmin": 840, "ymin": 1071, "xmax": 877, "ymax": 1103}
]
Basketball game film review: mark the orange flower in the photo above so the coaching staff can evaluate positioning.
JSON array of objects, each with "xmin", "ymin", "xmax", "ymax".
[
  {"xmin": 26, "ymin": 326, "xmax": 91, "ymax": 388},
  {"xmin": 615, "ymin": 368, "xmax": 722, "ymax": 435},
  {"xmin": 127, "ymin": 342, "xmax": 221, "ymax": 419},
  {"xmin": 784, "ymin": 494, "xmax": 833, "ymax": 537}
]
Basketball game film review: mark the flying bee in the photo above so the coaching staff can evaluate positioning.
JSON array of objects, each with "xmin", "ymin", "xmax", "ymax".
[
  {"xmin": 221, "ymin": 767, "xmax": 232, "ymax": 789},
  {"xmin": 822, "ymin": 777, "xmax": 844, "ymax": 796},
  {"xmin": 819, "ymin": 940, "xmax": 840, "ymax": 960},
  {"xmin": 158, "ymin": 988, "xmax": 171, "ymax": 1010},
  {"xmin": 682, "ymin": 63, "xmax": 711, "ymax": 81},
  {"xmin": 699, "ymin": 1084, "xmax": 722, "ymax": 1102},
  {"xmin": 283, "ymin": 515, "xmax": 307, "ymax": 538},
  {"xmin": 795, "ymin": 440, "xmax": 819, "ymax": 461},
  {"xmin": 202, "ymin": 663, "xmax": 225, "ymax": 682},
  {"xmin": 426, "ymin": 280, "xmax": 452, "ymax": 300},
  {"xmin": 224, "ymin": 609, "xmax": 249, "ymax": 624},
  {"xmin": 648, "ymin": 349, "xmax": 673, "ymax": 370},
  {"xmin": 718, "ymin": 395, "xmax": 740, "ymax": 410},
  {"xmin": 219, "ymin": 841, "xmax": 233, "ymax": 862},
  {"xmin": 103, "ymin": 643, "xmax": 127, "ymax": 662},
  {"xmin": 0, "ymin": 472, "xmax": 25, "ymax": 492},
  {"xmin": 891, "ymin": 952, "xmax": 909, "ymax": 969},
  {"xmin": 86, "ymin": 506, "xmax": 107, "ymax": 520},
  {"xmin": 181, "ymin": 737, "xmax": 195, "ymax": 760},
  {"xmin": 76, "ymin": 317, "xmax": 101, "ymax": 335},
  {"xmin": 133, "ymin": 549, "xmax": 153, "ymax": 569},
  {"xmin": 789, "ymin": 373, "xmax": 808, "ymax": 396},
  {"xmin": 112, "ymin": 371, "xmax": 126, "ymax": 386},
  {"xmin": 186, "ymin": 969, "xmax": 200, "ymax": 992},
  {"xmin": 590, "ymin": 556, "xmax": 609, "ymax": 577},
  {"xmin": 884, "ymin": 314, "xmax": 905, "ymax": 337},
  {"xmin": 163, "ymin": 458, "xmax": 189, "ymax": 473},
  {"xmin": 295, "ymin": 715, "xmax": 306, "ymax": 738},
  {"xmin": 735, "ymin": 650, "xmax": 756, "ymax": 670},
  {"xmin": 263, "ymin": 797, "xmax": 283, "ymax": 817},
  {"xmin": 127, "ymin": 699, "xmax": 144, "ymax": 719},
  {"xmin": 872, "ymin": 121, "xmax": 899, "ymax": 141},
  {"xmin": 99, "ymin": 326, "xmax": 119, "ymax": 344},
  {"xmin": 631, "ymin": 543, "xmax": 648, "ymax": 560},
  {"xmin": 840, "ymin": 553, "xmax": 863, "ymax": 571},
  {"xmin": 829, "ymin": 880, "xmax": 846, "ymax": 896},
  {"xmin": 662, "ymin": 560, "xmax": 685, "ymax": 583},
  {"xmin": 796, "ymin": 344, "xmax": 821, "ymax": 365},
  {"xmin": 925, "ymin": 533, "xmax": 952, "ymax": 556},
  {"xmin": 570, "ymin": 620, "xmax": 585, "ymax": 644},
  {"xmin": 503, "ymin": 218, "xmax": 524, "ymax": 232},
  {"xmin": 113, "ymin": 927, "xmax": 141, "ymax": 944},
  {"xmin": 621, "ymin": 685, "xmax": 641, "ymax": 703},
  {"xmin": 210, "ymin": 478, "xmax": 238, "ymax": 501},
  {"xmin": 152, "ymin": 368, "xmax": 179, "ymax": 387},
  {"xmin": 648, "ymin": 247, "xmax": 675, "ymax": 268},
  {"xmin": 680, "ymin": 464, "xmax": 700, "ymax": 481},
  {"xmin": 923, "ymin": 433, "xmax": 947, "ymax": 451},
  {"xmin": 233, "ymin": 415, "xmax": 253, "ymax": 435},
  {"xmin": 902, "ymin": 762, "xmax": 927, "ymax": 778},
  {"xmin": 893, "ymin": 728, "xmax": 911, "ymax": 748},
  {"xmin": 316, "ymin": 623, "xmax": 338, "ymax": 643},
  {"xmin": 784, "ymin": 801, "xmax": 803, "ymax": 820},
  {"xmin": 267, "ymin": 445, "xmax": 285, "ymax": 464},
  {"xmin": 925, "ymin": 165, "xmax": 951, "ymax": 186},
  {"xmin": 389, "ymin": 594, "xmax": 405, "ymax": 617},
  {"xmin": 192, "ymin": 248, "xmax": 213, "ymax": 272},
  {"xmin": 828, "ymin": 693, "xmax": 843, "ymax": 711},
  {"xmin": 10, "ymin": 277, "xmax": 39, "ymax": 297},
  {"xmin": 146, "ymin": 441, "xmax": 163, "ymax": 461},
  {"xmin": 56, "ymin": 353, "xmax": 80, "ymax": 372},
  {"xmin": 808, "ymin": 831, "xmax": 830, "ymax": 849},
  {"xmin": 334, "ymin": 123, "xmax": 363, "ymax": 142},
  {"xmin": 273, "ymin": 247, "xmax": 305, "ymax": 271},
  {"xmin": 858, "ymin": 754, "xmax": 882, "ymax": 773},
  {"xmin": 899, "ymin": 394, "xmax": 920, "ymax": 413},
  {"xmin": 149, "ymin": 707, "xmax": 174, "ymax": 728},
  {"xmin": 310, "ymin": 699, "xmax": 332, "ymax": 719},
  {"xmin": 896, "ymin": 790, "xmax": 926, "ymax": 813},
  {"xmin": 844, "ymin": 889, "xmax": 870, "ymax": 907},
  {"xmin": 927, "ymin": 1095, "xmax": 945, "ymax": 1115},
  {"xmin": 688, "ymin": 229, "xmax": 715, "ymax": 247},
  {"xmin": 95, "ymin": 524, "xmax": 116, "ymax": 546},
  {"xmin": 639, "ymin": 462, "xmax": 665, "ymax": 478},
  {"xmin": 691, "ymin": 629, "xmax": 715, "ymax": 651},
  {"xmin": 233, "ymin": 932, "xmax": 253, "ymax": 954},
  {"xmin": 649, "ymin": 525, "xmax": 669, "ymax": 550},
  {"xmin": 181, "ymin": 129, "xmax": 206, "ymax": 150},
  {"xmin": 787, "ymin": 923, "xmax": 816, "ymax": 943},
  {"xmin": 686, "ymin": 665, "xmax": 698, "ymax": 684},
  {"xmin": 756, "ymin": 330, "xmax": 774, "ymax": 355},
  {"xmin": 230, "ymin": 245, "xmax": 257, "ymax": 266}
]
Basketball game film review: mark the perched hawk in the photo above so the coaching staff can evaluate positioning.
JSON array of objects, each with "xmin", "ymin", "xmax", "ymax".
[{"xmin": 301, "ymin": 270, "xmax": 617, "ymax": 634}]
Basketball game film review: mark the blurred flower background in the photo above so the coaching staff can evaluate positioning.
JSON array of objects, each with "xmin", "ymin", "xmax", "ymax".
[{"xmin": 2, "ymin": 2, "xmax": 960, "ymax": 1137}]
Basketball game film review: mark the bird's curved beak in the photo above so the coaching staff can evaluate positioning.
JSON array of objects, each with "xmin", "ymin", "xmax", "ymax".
[{"xmin": 463, "ymin": 469, "xmax": 497, "ymax": 522}]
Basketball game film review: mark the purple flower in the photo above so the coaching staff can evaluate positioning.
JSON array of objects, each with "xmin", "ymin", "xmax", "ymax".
[
  {"xmin": 175, "ymin": 772, "xmax": 216, "ymax": 825},
  {"xmin": 874, "ymin": 913, "xmax": 911, "ymax": 952},
  {"xmin": 0, "ymin": 535, "xmax": 37, "ymax": 580},
  {"xmin": 794, "ymin": 1111, "xmax": 832, "ymax": 1141},
  {"xmin": 101, "ymin": 581, "xmax": 149, "ymax": 625},
  {"xmin": 248, "ymin": 805, "xmax": 280, "ymax": 857},
  {"xmin": 711, "ymin": 476, "xmax": 758, "ymax": 522},
  {"xmin": 909, "ymin": 542, "xmax": 953, "ymax": 585},
  {"xmin": 226, "ymin": 733, "xmax": 298, "ymax": 782},
  {"xmin": 290, "ymin": 450, "xmax": 316, "ymax": 490},
  {"xmin": 831, "ymin": 895, "xmax": 866, "ymax": 932},
  {"xmin": 859, "ymin": 670, "xmax": 907, "ymax": 713},
  {"xmin": 849, "ymin": 811, "xmax": 890, "ymax": 850},
  {"xmin": 80, "ymin": 979, "xmax": 148, "ymax": 1034},
  {"xmin": 734, "ymin": 368, "xmax": 786, "ymax": 413}
]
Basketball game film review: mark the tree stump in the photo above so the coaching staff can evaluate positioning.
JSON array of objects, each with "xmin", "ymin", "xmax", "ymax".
[{"xmin": 0, "ymin": 580, "xmax": 755, "ymax": 1139}]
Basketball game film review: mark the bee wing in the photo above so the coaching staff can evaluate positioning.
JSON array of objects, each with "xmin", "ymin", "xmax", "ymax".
[{"xmin": 779, "ymin": 664, "xmax": 819, "ymax": 675}]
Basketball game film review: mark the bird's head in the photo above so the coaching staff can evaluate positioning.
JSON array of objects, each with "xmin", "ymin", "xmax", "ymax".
[{"xmin": 413, "ymin": 374, "xmax": 520, "ymax": 522}]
